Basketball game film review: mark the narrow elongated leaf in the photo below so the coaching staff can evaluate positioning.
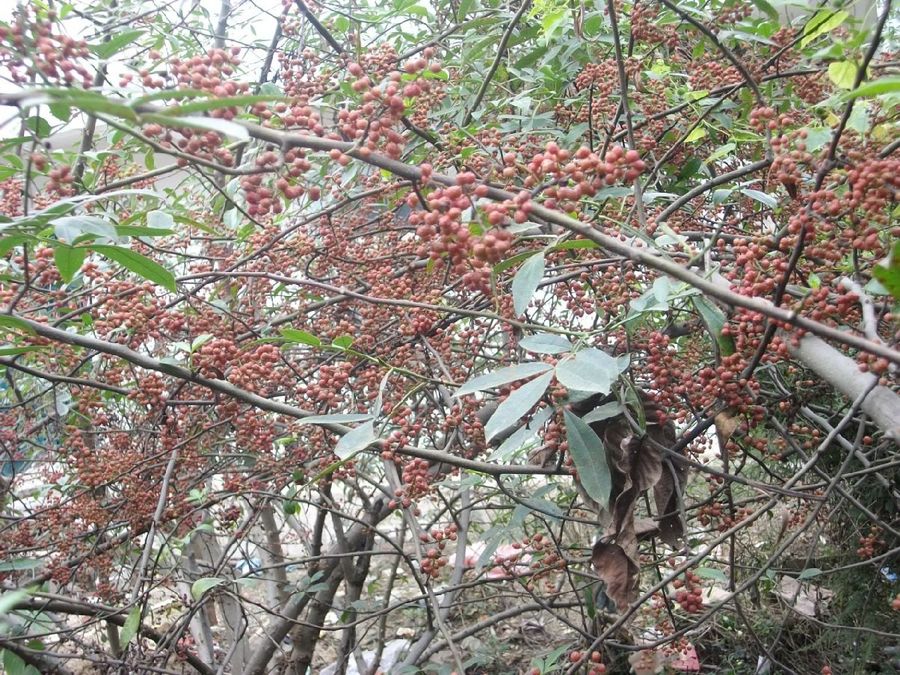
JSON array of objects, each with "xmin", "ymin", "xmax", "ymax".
[
  {"xmin": 91, "ymin": 245, "xmax": 177, "ymax": 292},
  {"xmin": 511, "ymin": 251, "xmax": 545, "ymax": 316},
  {"xmin": 455, "ymin": 362, "xmax": 553, "ymax": 397},
  {"xmin": 0, "ymin": 557, "xmax": 41, "ymax": 572},
  {"xmin": 693, "ymin": 296, "xmax": 735, "ymax": 355},
  {"xmin": 91, "ymin": 29, "xmax": 144, "ymax": 59},
  {"xmin": 519, "ymin": 333, "xmax": 573, "ymax": 354},
  {"xmin": 0, "ymin": 589, "xmax": 29, "ymax": 616},
  {"xmin": 280, "ymin": 328, "xmax": 321, "ymax": 346},
  {"xmin": 164, "ymin": 94, "xmax": 284, "ymax": 116},
  {"xmin": 491, "ymin": 406, "xmax": 554, "ymax": 460},
  {"xmin": 191, "ymin": 577, "xmax": 227, "ymax": 600},
  {"xmin": 116, "ymin": 226, "xmax": 174, "ymax": 238},
  {"xmin": 334, "ymin": 420, "xmax": 377, "ymax": 459},
  {"xmin": 54, "ymin": 245, "xmax": 85, "ymax": 282},
  {"xmin": 0, "ymin": 316, "xmax": 36, "ymax": 334},
  {"xmin": 800, "ymin": 10, "xmax": 848, "ymax": 48},
  {"xmin": 484, "ymin": 371, "xmax": 553, "ymax": 441},
  {"xmin": 582, "ymin": 401, "xmax": 625, "ymax": 425},
  {"xmin": 120, "ymin": 606, "xmax": 141, "ymax": 646},
  {"xmin": 842, "ymin": 76, "xmax": 900, "ymax": 100},
  {"xmin": 52, "ymin": 215, "xmax": 117, "ymax": 243},
  {"xmin": 750, "ymin": 0, "xmax": 778, "ymax": 19},
  {"xmin": 740, "ymin": 188, "xmax": 777, "ymax": 209},
  {"xmin": 160, "ymin": 115, "xmax": 250, "ymax": 140},
  {"xmin": 694, "ymin": 567, "xmax": 728, "ymax": 583},
  {"xmin": 564, "ymin": 409, "xmax": 612, "ymax": 508},
  {"xmin": 555, "ymin": 349, "xmax": 625, "ymax": 395},
  {"xmin": 0, "ymin": 346, "xmax": 45, "ymax": 357},
  {"xmin": 300, "ymin": 413, "xmax": 373, "ymax": 425}
]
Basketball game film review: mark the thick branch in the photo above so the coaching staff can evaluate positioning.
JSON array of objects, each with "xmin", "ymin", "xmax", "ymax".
[{"xmin": 787, "ymin": 333, "xmax": 900, "ymax": 440}]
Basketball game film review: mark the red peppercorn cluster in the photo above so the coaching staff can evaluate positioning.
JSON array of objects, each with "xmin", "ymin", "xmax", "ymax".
[
  {"xmin": 408, "ymin": 170, "xmax": 513, "ymax": 292},
  {"xmin": 418, "ymin": 523, "xmax": 458, "ymax": 579},
  {"xmin": 0, "ymin": 7, "xmax": 92, "ymax": 86},
  {"xmin": 857, "ymin": 525, "xmax": 884, "ymax": 558},
  {"xmin": 522, "ymin": 532, "xmax": 567, "ymax": 591},
  {"xmin": 524, "ymin": 142, "xmax": 646, "ymax": 211},
  {"xmin": 557, "ymin": 650, "xmax": 607, "ymax": 674},
  {"xmin": 672, "ymin": 569, "xmax": 704, "ymax": 613},
  {"xmin": 715, "ymin": 1, "xmax": 753, "ymax": 23},
  {"xmin": 161, "ymin": 47, "xmax": 245, "ymax": 103},
  {"xmin": 631, "ymin": 2, "xmax": 679, "ymax": 47}
]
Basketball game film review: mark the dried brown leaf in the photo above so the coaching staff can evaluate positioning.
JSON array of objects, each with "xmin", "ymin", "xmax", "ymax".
[
  {"xmin": 591, "ymin": 541, "xmax": 638, "ymax": 612},
  {"xmin": 714, "ymin": 409, "xmax": 741, "ymax": 441}
]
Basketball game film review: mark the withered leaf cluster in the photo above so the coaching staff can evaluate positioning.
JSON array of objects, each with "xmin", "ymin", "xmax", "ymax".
[{"xmin": 572, "ymin": 393, "xmax": 687, "ymax": 611}]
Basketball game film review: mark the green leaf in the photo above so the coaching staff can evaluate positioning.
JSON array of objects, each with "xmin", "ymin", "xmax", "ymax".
[
  {"xmin": 484, "ymin": 371, "xmax": 553, "ymax": 442},
  {"xmin": 706, "ymin": 142, "xmax": 736, "ymax": 163},
  {"xmin": 800, "ymin": 10, "xmax": 848, "ymax": 48},
  {"xmin": 280, "ymin": 328, "xmax": 322, "ymax": 346},
  {"xmin": 0, "ymin": 316, "xmax": 36, "ymax": 335},
  {"xmin": 741, "ymin": 188, "xmax": 777, "ymax": 209},
  {"xmin": 582, "ymin": 401, "xmax": 624, "ymax": 425},
  {"xmin": 685, "ymin": 126, "xmax": 707, "ymax": 143},
  {"xmin": 0, "ymin": 558, "xmax": 41, "ymax": 572},
  {"xmin": 331, "ymin": 335, "xmax": 354, "ymax": 349},
  {"xmin": 334, "ymin": 420, "xmax": 377, "ymax": 459},
  {"xmin": 52, "ymin": 215, "xmax": 117, "ymax": 243},
  {"xmin": 3, "ymin": 649, "xmax": 27, "ymax": 675},
  {"xmin": 0, "ymin": 589, "xmax": 30, "ymax": 616},
  {"xmin": 493, "ymin": 250, "xmax": 534, "ymax": 275},
  {"xmin": 540, "ymin": 6, "xmax": 569, "ymax": 40},
  {"xmin": 455, "ymin": 362, "xmax": 553, "ymax": 397},
  {"xmin": 841, "ymin": 77, "xmax": 900, "ymax": 100},
  {"xmin": 91, "ymin": 245, "xmax": 177, "ymax": 292},
  {"xmin": 827, "ymin": 61, "xmax": 858, "ymax": 90},
  {"xmin": 116, "ymin": 226, "xmax": 174, "ymax": 238},
  {"xmin": 511, "ymin": 251, "xmax": 545, "ymax": 316},
  {"xmin": 191, "ymin": 577, "xmax": 227, "ymax": 600},
  {"xmin": 44, "ymin": 87, "xmax": 138, "ymax": 121},
  {"xmin": 694, "ymin": 567, "xmax": 728, "ymax": 583},
  {"xmin": 119, "ymin": 606, "xmax": 141, "ymax": 646},
  {"xmin": 798, "ymin": 567, "xmax": 822, "ymax": 580},
  {"xmin": 299, "ymin": 413, "xmax": 373, "ymax": 425},
  {"xmin": 0, "ymin": 345, "xmax": 45, "ymax": 357},
  {"xmin": 0, "ymin": 235, "xmax": 31, "ymax": 258},
  {"xmin": 692, "ymin": 296, "xmax": 735, "ymax": 356},
  {"xmin": 872, "ymin": 241, "xmax": 900, "ymax": 300},
  {"xmin": 553, "ymin": 239, "xmax": 599, "ymax": 250},
  {"xmin": 563, "ymin": 409, "xmax": 612, "ymax": 509},
  {"xmin": 163, "ymin": 94, "xmax": 285, "ymax": 116},
  {"xmin": 53, "ymin": 245, "xmax": 85, "ymax": 283},
  {"xmin": 91, "ymin": 29, "xmax": 144, "ymax": 59},
  {"xmin": 151, "ymin": 114, "xmax": 250, "ymax": 140},
  {"xmin": 147, "ymin": 210, "xmax": 175, "ymax": 230},
  {"xmin": 49, "ymin": 101, "xmax": 72, "ymax": 122},
  {"xmin": 457, "ymin": 0, "xmax": 474, "ymax": 20},
  {"xmin": 24, "ymin": 116, "xmax": 51, "ymax": 138},
  {"xmin": 491, "ymin": 406, "xmax": 554, "ymax": 460},
  {"xmin": 593, "ymin": 186, "xmax": 633, "ymax": 201},
  {"xmin": 519, "ymin": 333, "xmax": 573, "ymax": 355},
  {"xmin": 749, "ymin": 0, "xmax": 778, "ymax": 20},
  {"xmin": 554, "ymin": 349, "xmax": 626, "ymax": 395}
]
